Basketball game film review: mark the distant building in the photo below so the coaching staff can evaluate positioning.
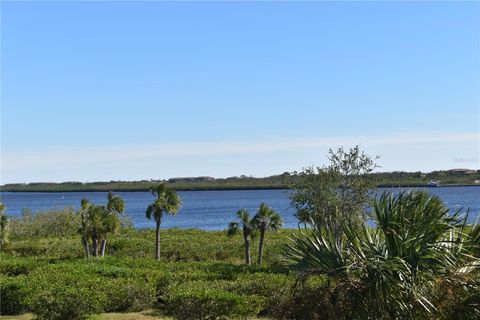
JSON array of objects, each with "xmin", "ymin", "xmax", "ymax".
[
  {"xmin": 448, "ymin": 168, "xmax": 477, "ymax": 175},
  {"xmin": 168, "ymin": 176, "xmax": 215, "ymax": 183}
]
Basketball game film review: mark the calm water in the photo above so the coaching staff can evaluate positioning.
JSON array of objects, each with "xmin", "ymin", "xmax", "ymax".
[{"xmin": 1, "ymin": 187, "xmax": 479, "ymax": 230}]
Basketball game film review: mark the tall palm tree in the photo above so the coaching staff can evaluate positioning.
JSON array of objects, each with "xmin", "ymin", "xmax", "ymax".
[
  {"xmin": 0, "ymin": 203, "xmax": 9, "ymax": 249},
  {"xmin": 253, "ymin": 203, "xmax": 282, "ymax": 265},
  {"xmin": 227, "ymin": 209, "xmax": 256, "ymax": 265},
  {"xmin": 100, "ymin": 192, "xmax": 125, "ymax": 256},
  {"xmin": 146, "ymin": 183, "xmax": 181, "ymax": 261}
]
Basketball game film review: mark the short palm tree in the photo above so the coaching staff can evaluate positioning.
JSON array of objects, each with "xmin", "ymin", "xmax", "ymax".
[
  {"xmin": 227, "ymin": 209, "xmax": 256, "ymax": 265},
  {"xmin": 107, "ymin": 191, "xmax": 125, "ymax": 214},
  {"xmin": 0, "ymin": 203, "xmax": 9, "ymax": 249},
  {"xmin": 146, "ymin": 183, "xmax": 181, "ymax": 261},
  {"xmin": 253, "ymin": 203, "xmax": 282, "ymax": 265},
  {"xmin": 100, "ymin": 192, "xmax": 125, "ymax": 256}
]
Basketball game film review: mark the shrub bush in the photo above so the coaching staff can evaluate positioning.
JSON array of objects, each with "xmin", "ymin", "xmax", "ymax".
[
  {"xmin": 0, "ymin": 275, "xmax": 28, "ymax": 315},
  {"xmin": 165, "ymin": 282, "xmax": 265, "ymax": 320},
  {"xmin": 225, "ymin": 272, "xmax": 292, "ymax": 316},
  {"xmin": 102, "ymin": 278, "xmax": 156, "ymax": 312},
  {"xmin": 0, "ymin": 256, "xmax": 41, "ymax": 276},
  {"xmin": 23, "ymin": 271, "xmax": 105, "ymax": 320},
  {"xmin": 10, "ymin": 208, "xmax": 80, "ymax": 238}
]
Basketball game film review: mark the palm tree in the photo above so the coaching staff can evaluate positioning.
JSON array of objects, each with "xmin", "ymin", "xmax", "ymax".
[
  {"xmin": 87, "ymin": 205, "xmax": 104, "ymax": 257},
  {"xmin": 107, "ymin": 191, "xmax": 125, "ymax": 214},
  {"xmin": 99, "ymin": 192, "xmax": 125, "ymax": 256},
  {"xmin": 78, "ymin": 198, "xmax": 91, "ymax": 258},
  {"xmin": 227, "ymin": 209, "xmax": 256, "ymax": 265},
  {"xmin": 253, "ymin": 203, "xmax": 282, "ymax": 265},
  {"xmin": 146, "ymin": 183, "xmax": 181, "ymax": 261},
  {"xmin": 0, "ymin": 203, "xmax": 9, "ymax": 249}
]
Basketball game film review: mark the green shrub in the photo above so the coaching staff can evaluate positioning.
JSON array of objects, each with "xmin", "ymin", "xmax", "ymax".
[
  {"xmin": 102, "ymin": 278, "xmax": 156, "ymax": 312},
  {"xmin": 23, "ymin": 271, "xmax": 104, "ymax": 320},
  {"xmin": 225, "ymin": 273, "xmax": 292, "ymax": 316},
  {"xmin": 165, "ymin": 281, "xmax": 265, "ymax": 320},
  {"xmin": 0, "ymin": 256, "xmax": 41, "ymax": 276},
  {"xmin": 10, "ymin": 208, "xmax": 80, "ymax": 238},
  {"xmin": 0, "ymin": 275, "xmax": 28, "ymax": 315}
]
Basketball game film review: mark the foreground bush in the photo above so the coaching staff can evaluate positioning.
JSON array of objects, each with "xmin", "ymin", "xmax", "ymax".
[
  {"xmin": 166, "ymin": 281, "xmax": 265, "ymax": 320},
  {"xmin": 0, "ymin": 275, "xmax": 28, "ymax": 315},
  {"xmin": 102, "ymin": 278, "xmax": 156, "ymax": 312},
  {"xmin": 23, "ymin": 270, "xmax": 104, "ymax": 320},
  {"xmin": 286, "ymin": 191, "xmax": 480, "ymax": 319}
]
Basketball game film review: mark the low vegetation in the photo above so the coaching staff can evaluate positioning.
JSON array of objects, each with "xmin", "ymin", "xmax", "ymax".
[
  {"xmin": 0, "ymin": 224, "xmax": 293, "ymax": 320},
  {"xmin": 0, "ymin": 147, "xmax": 478, "ymax": 319}
]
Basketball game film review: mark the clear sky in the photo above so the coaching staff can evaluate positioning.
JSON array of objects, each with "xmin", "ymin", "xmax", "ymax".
[{"xmin": 1, "ymin": 1, "xmax": 479, "ymax": 184}]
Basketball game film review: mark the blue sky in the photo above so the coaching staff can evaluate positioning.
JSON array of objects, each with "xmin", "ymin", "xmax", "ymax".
[{"xmin": 1, "ymin": 1, "xmax": 479, "ymax": 183}]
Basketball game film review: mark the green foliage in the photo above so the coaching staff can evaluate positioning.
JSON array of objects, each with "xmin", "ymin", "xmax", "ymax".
[
  {"xmin": 1, "ymin": 207, "xmax": 477, "ymax": 320},
  {"xmin": 286, "ymin": 190, "xmax": 479, "ymax": 319},
  {"xmin": 0, "ymin": 202, "xmax": 9, "ymax": 248},
  {"xmin": 23, "ymin": 269, "xmax": 104, "ymax": 320},
  {"xmin": 223, "ymin": 272, "xmax": 293, "ymax": 316},
  {"xmin": 9, "ymin": 208, "xmax": 79, "ymax": 238},
  {"xmin": 0, "ymin": 228, "xmax": 293, "ymax": 319},
  {"xmin": 146, "ymin": 183, "xmax": 182, "ymax": 260},
  {"xmin": 165, "ymin": 281, "xmax": 265, "ymax": 320},
  {"xmin": 227, "ymin": 209, "xmax": 255, "ymax": 237},
  {"xmin": 2, "ymin": 169, "xmax": 479, "ymax": 192},
  {"xmin": 254, "ymin": 203, "xmax": 282, "ymax": 265},
  {"xmin": 291, "ymin": 145, "xmax": 377, "ymax": 228},
  {"xmin": 0, "ymin": 275, "xmax": 28, "ymax": 315},
  {"xmin": 146, "ymin": 183, "xmax": 182, "ymax": 223},
  {"xmin": 254, "ymin": 203, "xmax": 283, "ymax": 232},
  {"xmin": 102, "ymin": 278, "xmax": 156, "ymax": 312},
  {"xmin": 78, "ymin": 193, "xmax": 125, "ymax": 257},
  {"xmin": 227, "ymin": 209, "xmax": 256, "ymax": 265}
]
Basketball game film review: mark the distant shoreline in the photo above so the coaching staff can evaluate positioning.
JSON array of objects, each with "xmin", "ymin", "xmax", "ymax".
[
  {"xmin": 1, "ymin": 183, "xmax": 479, "ymax": 193},
  {"xmin": 2, "ymin": 170, "xmax": 479, "ymax": 193}
]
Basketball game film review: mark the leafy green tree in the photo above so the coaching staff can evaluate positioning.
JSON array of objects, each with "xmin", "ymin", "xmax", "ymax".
[
  {"xmin": 227, "ymin": 209, "xmax": 256, "ymax": 265},
  {"xmin": 286, "ymin": 191, "xmax": 479, "ymax": 319},
  {"xmin": 0, "ymin": 203, "xmax": 9, "ymax": 249},
  {"xmin": 253, "ymin": 203, "xmax": 282, "ymax": 265},
  {"xmin": 291, "ymin": 146, "xmax": 377, "ymax": 238},
  {"xmin": 146, "ymin": 183, "xmax": 181, "ymax": 260}
]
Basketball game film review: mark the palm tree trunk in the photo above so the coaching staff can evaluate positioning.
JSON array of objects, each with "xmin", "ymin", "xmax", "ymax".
[
  {"xmin": 244, "ymin": 234, "xmax": 251, "ymax": 265},
  {"xmin": 155, "ymin": 220, "xmax": 161, "ymax": 261},
  {"xmin": 100, "ymin": 239, "xmax": 107, "ymax": 257},
  {"xmin": 258, "ymin": 229, "xmax": 265, "ymax": 265},
  {"xmin": 82, "ymin": 237, "xmax": 90, "ymax": 258},
  {"xmin": 92, "ymin": 237, "xmax": 98, "ymax": 257}
]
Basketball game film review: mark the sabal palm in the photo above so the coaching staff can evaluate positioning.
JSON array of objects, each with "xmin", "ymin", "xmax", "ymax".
[
  {"xmin": 78, "ymin": 198, "xmax": 91, "ymax": 257},
  {"xmin": 286, "ymin": 190, "xmax": 479, "ymax": 319},
  {"xmin": 99, "ymin": 192, "xmax": 125, "ymax": 256},
  {"xmin": 254, "ymin": 203, "xmax": 282, "ymax": 265},
  {"xmin": 146, "ymin": 183, "xmax": 181, "ymax": 260},
  {"xmin": 227, "ymin": 209, "xmax": 256, "ymax": 265},
  {"xmin": 0, "ymin": 203, "xmax": 8, "ymax": 248},
  {"xmin": 107, "ymin": 191, "xmax": 125, "ymax": 214}
]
